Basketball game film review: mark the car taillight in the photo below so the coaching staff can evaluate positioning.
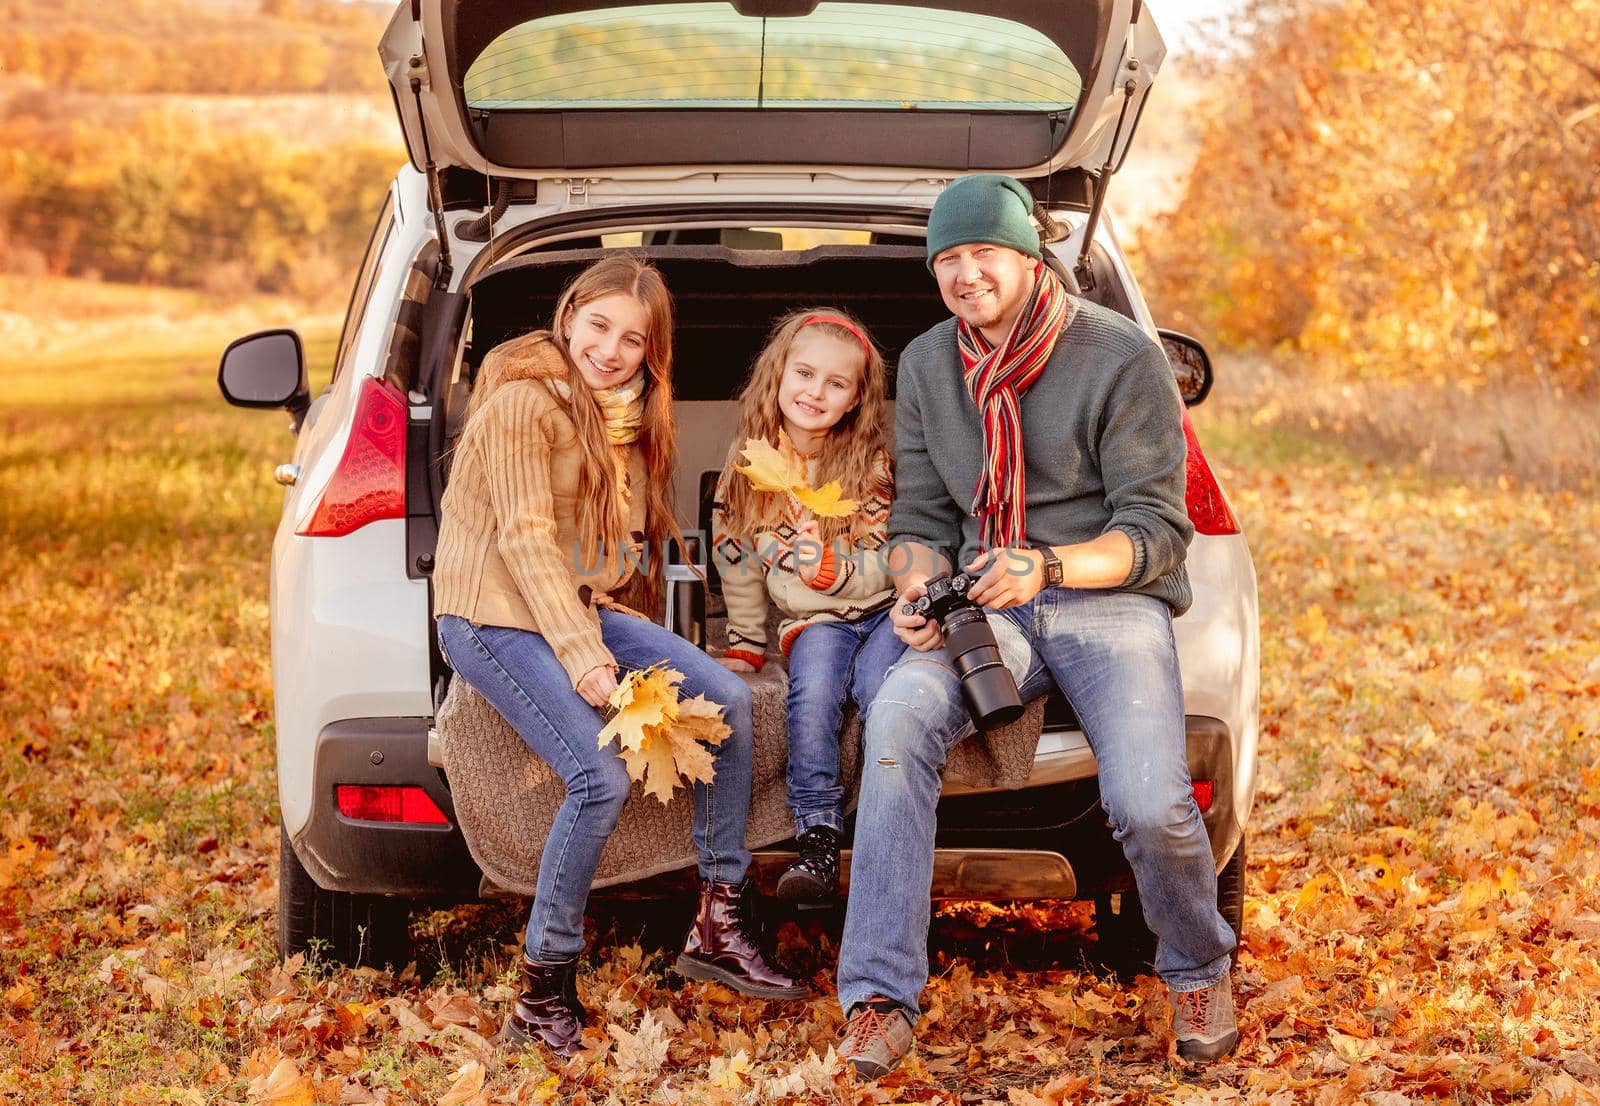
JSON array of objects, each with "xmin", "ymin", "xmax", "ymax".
[
  {"xmin": 297, "ymin": 377, "xmax": 407, "ymax": 537},
  {"xmin": 1181, "ymin": 411, "xmax": 1240, "ymax": 536},
  {"xmin": 336, "ymin": 785, "xmax": 450, "ymax": 826},
  {"xmin": 1192, "ymin": 779, "xmax": 1215, "ymax": 814}
]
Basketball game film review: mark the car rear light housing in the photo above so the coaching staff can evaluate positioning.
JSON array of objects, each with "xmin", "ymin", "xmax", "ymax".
[
  {"xmin": 1181, "ymin": 411, "xmax": 1240, "ymax": 536},
  {"xmin": 298, "ymin": 376, "xmax": 407, "ymax": 537},
  {"xmin": 336, "ymin": 785, "xmax": 450, "ymax": 826},
  {"xmin": 1191, "ymin": 779, "xmax": 1215, "ymax": 814}
]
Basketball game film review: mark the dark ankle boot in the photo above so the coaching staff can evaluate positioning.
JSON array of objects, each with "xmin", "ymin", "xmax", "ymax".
[
  {"xmin": 675, "ymin": 879, "xmax": 809, "ymax": 999},
  {"xmin": 503, "ymin": 953, "xmax": 584, "ymax": 1057},
  {"xmin": 776, "ymin": 826, "xmax": 843, "ymax": 904}
]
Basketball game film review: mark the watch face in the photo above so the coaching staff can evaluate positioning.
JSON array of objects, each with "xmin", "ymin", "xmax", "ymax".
[{"xmin": 1041, "ymin": 551, "xmax": 1063, "ymax": 586}]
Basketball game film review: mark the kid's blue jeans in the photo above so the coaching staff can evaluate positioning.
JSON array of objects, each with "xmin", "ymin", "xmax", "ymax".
[
  {"xmin": 437, "ymin": 610, "xmax": 755, "ymax": 963},
  {"xmin": 835, "ymin": 588, "xmax": 1237, "ymax": 1017},
  {"xmin": 782, "ymin": 607, "xmax": 906, "ymax": 836}
]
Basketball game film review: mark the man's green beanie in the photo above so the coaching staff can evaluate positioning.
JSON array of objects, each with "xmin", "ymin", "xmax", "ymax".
[{"xmin": 925, "ymin": 174, "xmax": 1042, "ymax": 272}]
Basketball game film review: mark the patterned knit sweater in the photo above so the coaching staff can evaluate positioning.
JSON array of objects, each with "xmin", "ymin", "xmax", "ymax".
[{"xmin": 711, "ymin": 449, "xmax": 896, "ymax": 670}]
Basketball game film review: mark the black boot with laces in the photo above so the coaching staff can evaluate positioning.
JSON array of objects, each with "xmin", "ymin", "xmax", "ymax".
[{"xmin": 775, "ymin": 826, "xmax": 843, "ymax": 904}]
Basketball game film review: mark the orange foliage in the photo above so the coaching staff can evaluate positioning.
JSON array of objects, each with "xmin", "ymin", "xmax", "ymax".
[
  {"xmin": 0, "ymin": 8, "xmax": 384, "ymax": 94},
  {"xmin": 1138, "ymin": 0, "xmax": 1600, "ymax": 394},
  {"xmin": 0, "ymin": 111, "xmax": 396, "ymax": 295}
]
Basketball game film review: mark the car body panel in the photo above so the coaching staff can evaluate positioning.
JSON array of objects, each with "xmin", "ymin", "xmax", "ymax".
[{"xmin": 272, "ymin": 520, "xmax": 434, "ymax": 836}]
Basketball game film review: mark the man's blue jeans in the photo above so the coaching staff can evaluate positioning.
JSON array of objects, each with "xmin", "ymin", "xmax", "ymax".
[
  {"xmin": 437, "ymin": 610, "xmax": 754, "ymax": 963},
  {"xmin": 783, "ymin": 608, "xmax": 906, "ymax": 836},
  {"xmin": 836, "ymin": 588, "xmax": 1237, "ymax": 1017}
]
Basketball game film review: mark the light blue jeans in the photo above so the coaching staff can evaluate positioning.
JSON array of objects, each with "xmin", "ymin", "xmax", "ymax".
[
  {"xmin": 783, "ymin": 608, "xmax": 907, "ymax": 836},
  {"xmin": 437, "ymin": 611, "xmax": 754, "ymax": 962},
  {"xmin": 835, "ymin": 588, "xmax": 1236, "ymax": 1018}
]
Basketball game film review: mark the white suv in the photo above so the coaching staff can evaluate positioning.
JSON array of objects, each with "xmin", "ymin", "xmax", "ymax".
[{"xmin": 219, "ymin": 0, "xmax": 1258, "ymax": 968}]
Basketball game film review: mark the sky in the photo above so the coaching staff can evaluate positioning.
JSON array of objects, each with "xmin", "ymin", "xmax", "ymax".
[{"xmin": 1154, "ymin": 0, "xmax": 1250, "ymax": 56}]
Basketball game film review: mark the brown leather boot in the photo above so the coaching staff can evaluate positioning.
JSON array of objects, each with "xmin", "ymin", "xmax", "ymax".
[
  {"xmin": 675, "ymin": 879, "xmax": 809, "ymax": 999},
  {"xmin": 502, "ymin": 953, "xmax": 584, "ymax": 1057}
]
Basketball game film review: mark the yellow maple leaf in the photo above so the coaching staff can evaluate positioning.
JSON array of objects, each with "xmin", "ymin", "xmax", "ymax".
[
  {"xmin": 437, "ymin": 1060, "xmax": 487, "ymax": 1106},
  {"xmin": 245, "ymin": 1058, "xmax": 315, "ymax": 1106},
  {"xmin": 734, "ymin": 432, "xmax": 806, "ymax": 493},
  {"xmin": 599, "ymin": 668, "xmax": 730, "ymax": 804},
  {"xmin": 735, "ymin": 431, "xmax": 858, "ymax": 518},
  {"xmin": 793, "ymin": 479, "xmax": 858, "ymax": 519},
  {"xmin": 708, "ymin": 1049, "xmax": 753, "ymax": 1089}
]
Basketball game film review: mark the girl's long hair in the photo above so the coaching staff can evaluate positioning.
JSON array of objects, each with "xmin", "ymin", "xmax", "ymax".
[
  {"xmin": 719, "ymin": 307, "xmax": 890, "ymax": 545},
  {"xmin": 547, "ymin": 255, "xmax": 682, "ymax": 616}
]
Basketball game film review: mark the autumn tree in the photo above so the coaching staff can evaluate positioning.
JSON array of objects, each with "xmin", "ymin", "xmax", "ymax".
[
  {"xmin": 1137, "ymin": 0, "xmax": 1600, "ymax": 394},
  {"xmin": 0, "ymin": 111, "xmax": 395, "ymax": 294}
]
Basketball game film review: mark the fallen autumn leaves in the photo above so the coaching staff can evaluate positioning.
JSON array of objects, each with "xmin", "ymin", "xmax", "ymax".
[{"xmin": 2, "ymin": 337, "xmax": 1598, "ymax": 1104}]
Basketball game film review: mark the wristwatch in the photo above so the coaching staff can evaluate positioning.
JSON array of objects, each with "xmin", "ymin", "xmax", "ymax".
[{"xmin": 1035, "ymin": 543, "xmax": 1064, "ymax": 588}]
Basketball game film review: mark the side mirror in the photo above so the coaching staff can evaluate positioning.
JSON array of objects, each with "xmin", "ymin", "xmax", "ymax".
[
  {"xmin": 1158, "ymin": 329, "xmax": 1214, "ymax": 408},
  {"xmin": 219, "ymin": 329, "xmax": 310, "ymax": 428}
]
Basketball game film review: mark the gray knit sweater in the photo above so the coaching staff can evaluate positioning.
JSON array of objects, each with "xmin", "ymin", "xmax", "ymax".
[{"xmin": 889, "ymin": 299, "xmax": 1194, "ymax": 614}]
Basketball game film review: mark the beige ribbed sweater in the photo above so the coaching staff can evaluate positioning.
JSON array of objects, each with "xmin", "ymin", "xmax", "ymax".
[
  {"xmin": 710, "ymin": 448, "xmax": 895, "ymax": 669},
  {"xmin": 433, "ymin": 333, "xmax": 647, "ymax": 686}
]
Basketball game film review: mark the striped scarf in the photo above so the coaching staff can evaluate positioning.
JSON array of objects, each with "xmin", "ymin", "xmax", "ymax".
[{"xmin": 958, "ymin": 263, "xmax": 1071, "ymax": 549}]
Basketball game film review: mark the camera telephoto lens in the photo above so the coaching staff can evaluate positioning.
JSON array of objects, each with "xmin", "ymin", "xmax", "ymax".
[{"xmin": 942, "ymin": 606, "xmax": 1024, "ymax": 726}]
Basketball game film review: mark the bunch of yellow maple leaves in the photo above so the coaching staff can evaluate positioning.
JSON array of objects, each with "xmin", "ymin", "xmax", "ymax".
[{"xmin": 597, "ymin": 666, "xmax": 731, "ymax": 804}]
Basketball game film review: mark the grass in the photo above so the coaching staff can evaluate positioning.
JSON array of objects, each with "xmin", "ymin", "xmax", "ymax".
[
  {"xmin": 0, "ymin": 324, "xmax": 336, "ymax": 1098},
  {"xmin": 1202, "ymin": 352, "xmax": 1600, "ymax": 492}
]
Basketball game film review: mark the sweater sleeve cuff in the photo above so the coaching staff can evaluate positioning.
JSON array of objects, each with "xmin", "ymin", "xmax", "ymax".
[
  {"xmin": 1110, "ymin": 523, "xmax": 1149, "ymax": 588},
  {"xmin": 804, "ymin": 546, "xmax": 839, "ymax": 592},
  {"xmin": 551, "ymin": 631, "xmax": 616, "ymax": 689},
  {"xmin": 722, "ymin": 648, "xmax": 766, "ymax": 671}
]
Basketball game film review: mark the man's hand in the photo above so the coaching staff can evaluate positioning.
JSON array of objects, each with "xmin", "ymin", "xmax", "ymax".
[
  {"xmin": 792, "ymin": 518, "xmax": 824, "ymax": 584},
  {"xmin": 964, "ymin": 547, "xmax": 1045, "ymax": 609},
  {"xmin": 575, "ymin": 664, "xmax": 619, "ymax": 708},
  {"xmin": 892, "ymin": 582, "xmax": 946, "ymax": 651}
]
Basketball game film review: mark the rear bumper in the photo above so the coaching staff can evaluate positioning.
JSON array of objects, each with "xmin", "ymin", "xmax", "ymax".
[
  {"xmin": 753, "ymin": 715, "xmax": 1242, "ymax": 900},
  {"xmin": 289, "ymin": 717, "xmax": 482, "ymax": 897}
]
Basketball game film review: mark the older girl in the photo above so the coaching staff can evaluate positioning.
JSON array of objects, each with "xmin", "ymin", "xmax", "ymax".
[{"xmin": 435, "ymin": 256, "xmax": 804, "ymax": 1058}]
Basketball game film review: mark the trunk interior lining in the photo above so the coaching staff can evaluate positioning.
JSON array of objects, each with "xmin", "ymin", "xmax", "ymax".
[{"xmin": 467, "ymin": 244, "xmax": 948, "ymax": 400}]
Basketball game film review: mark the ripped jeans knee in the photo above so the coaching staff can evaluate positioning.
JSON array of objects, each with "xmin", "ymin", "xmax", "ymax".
[{"xmin": 861, "ymin": 655, "xmax": 968, "ymax": 772}]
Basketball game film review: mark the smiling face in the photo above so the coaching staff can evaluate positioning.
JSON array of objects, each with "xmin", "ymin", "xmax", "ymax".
[
  {"xmin": 562, "ymin": 291, "xmax": 651, "ymax": 392},
  {"xmin": 931, "ymin": 242, "xmax": 1038, "ymax": 343},
  {"xmin": 777, "ymin": 328, "xmax": 865, "ymax": 450}
]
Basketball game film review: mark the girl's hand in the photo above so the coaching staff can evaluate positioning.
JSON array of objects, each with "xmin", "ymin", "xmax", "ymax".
[
  {"xmin": 892, "ymin": 582, "xmax": 946, "ymax": 651},
  {"xmin": 576, "ymin": 664, "xmax": 619, "ymax": 708},
  {"xmin": 716, "ymin": 655, "xmax": 757, "ymax": 674},
  {"xmin": 792, "ymin": 518, "xmax": 825, "ymax": 583}
]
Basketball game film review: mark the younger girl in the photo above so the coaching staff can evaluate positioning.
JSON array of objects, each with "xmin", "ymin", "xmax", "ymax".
[
  {"xmin": 435, "ymin": 256, "xmax": 804, "ymax": 1059},
  {"xmin": 712, "ymin": 308, "xmax": 901, "ymax": 904}
]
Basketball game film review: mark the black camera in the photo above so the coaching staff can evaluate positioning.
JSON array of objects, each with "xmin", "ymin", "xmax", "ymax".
[{"xmin": 903, "ymin": 572, "xmax": 1024, "ymax": 727}]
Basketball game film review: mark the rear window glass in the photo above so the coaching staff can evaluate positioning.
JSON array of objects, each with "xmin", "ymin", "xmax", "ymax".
[{"xmin": 463, "ymin": 3, "xmax": 1083, "ymax": 113}]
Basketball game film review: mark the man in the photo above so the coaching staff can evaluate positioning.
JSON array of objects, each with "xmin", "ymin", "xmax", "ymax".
[{"xmin": 835, "ymin": 175, "xmax": 1240, "ymax": 1077}]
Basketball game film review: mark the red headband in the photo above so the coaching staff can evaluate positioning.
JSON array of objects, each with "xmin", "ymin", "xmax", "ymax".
[{"xmin": 800, "ymin": 313, "xmax": 872, "ymax": 355}]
